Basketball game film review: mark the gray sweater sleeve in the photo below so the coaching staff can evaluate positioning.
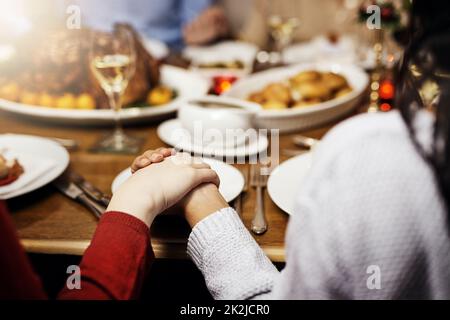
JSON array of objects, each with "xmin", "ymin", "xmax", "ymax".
[
  {"xmin": 186, "ymin": 204, "xmax": 352, "ymax": 300},
  {"xmin": 187, "ymin": 208, "xmax": 279, "ymax": 300}
]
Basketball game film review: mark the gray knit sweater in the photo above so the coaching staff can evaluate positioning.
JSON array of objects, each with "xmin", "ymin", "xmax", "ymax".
[{"xmin": 187, "ymin": 111, "xmax": 450, "ymax": 300}]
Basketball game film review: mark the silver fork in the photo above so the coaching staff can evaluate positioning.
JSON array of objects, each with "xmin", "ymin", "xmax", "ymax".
[{"xmin": 250, "ymin": 165, "xmax": 269, "ymax": 235}]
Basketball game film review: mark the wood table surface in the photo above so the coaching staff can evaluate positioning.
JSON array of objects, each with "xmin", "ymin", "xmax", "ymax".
[{"xmin": 1, "ymin": 102, "xmax": 364, "ymax": 263}]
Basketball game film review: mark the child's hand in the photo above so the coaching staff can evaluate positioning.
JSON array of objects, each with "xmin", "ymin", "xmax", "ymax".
[{"xmin": 131, "ymin": 148, "xmax": 174, "ymax": 173}]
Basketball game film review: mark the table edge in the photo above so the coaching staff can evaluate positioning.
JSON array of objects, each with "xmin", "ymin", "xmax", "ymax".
[{"xmin": 20, "ymin": 239, "xmax": 286, "ymax": 263}]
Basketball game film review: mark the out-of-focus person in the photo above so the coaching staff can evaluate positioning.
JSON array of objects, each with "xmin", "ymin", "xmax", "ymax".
[{"xmin": 71, "ymin": 0, "xmax": 229, "ymax": 49}]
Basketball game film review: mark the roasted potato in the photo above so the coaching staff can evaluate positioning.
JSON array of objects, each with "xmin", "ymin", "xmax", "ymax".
[
  {"xmin": 0, "ymin": 83, "xmax": 20, "ymax": 101},
  {"xmin": 38, "ymin": 93, "xmax": 56, "ymax": 108},
  {"xmin": 321, "ymin": 72, "xmax": 349, "ymax": 92},
  {"xmin": 263, "ymin": 100, "xmax": 289, "ymax": 110},
  {"xmin": 77, "ymin": 94, "xmax": 96, "ymax": 109},
  {"xmin": 147, "ymin": 86, "xmax": 174, "ymax": 106},
  {"xmin": 262, "ymin": 83, "xmax": 291, "ymax": 105},
  {"xmin": 247, "ymin": 70, "xmax": 352, "ymax": 109},
  {"xmin": 56, "ymin": 93, "xmax": 77, "ymax": 109}
]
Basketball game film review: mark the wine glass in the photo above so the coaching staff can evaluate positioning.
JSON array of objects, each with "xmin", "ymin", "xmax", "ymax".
[
  {"xmin": 265, "ymin": 0, "xmax": 300, "ymax": 53},
  {"xmin": 89, "ymin": 27, "xmax": 138, "ymax": 153}
]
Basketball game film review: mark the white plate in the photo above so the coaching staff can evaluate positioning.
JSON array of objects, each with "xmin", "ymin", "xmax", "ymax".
[
  {"xmin": 142, "ymin": 37, "xmax": 169, "ymax": 60},
  {"xmin": 0, "ymin": 134, "xmax": 70, "ymax": 200},
  {"xmin": 111, "ymin": 158, "xmax": 244, "ymax": 203},
  {"xmin": 184, "ymin": 41, "xmax": 258, "ymax": 78},
  {"xmin": 283, "ymin": 36, "xmax": 402, "ymax": 71},
  {"xmin": 267, "ymin": 153, "xmax": 312, "ymax": 215},
  {"xmin": 283, "ymin": 36, "xmax": 357, "ymax": 65},
  {"xmin": 0, "ymin": 65, "xmax": 209, "ymax": 126},
  {"xmin": 157, "ymin": 119, "xmax": 269, "ymax": 158},
  {"xmin": 225, "ymin": 62, "xmax": 369, "ymax": 133}
]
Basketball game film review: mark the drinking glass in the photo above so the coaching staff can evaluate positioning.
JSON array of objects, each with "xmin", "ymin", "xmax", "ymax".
[
  {"xmin": 89, "ymin": 27, "xmax": 138, "ymax": 153},
  {"xmin": 265, "ymin": 0, "xmax": 300, "ymax": 53}
]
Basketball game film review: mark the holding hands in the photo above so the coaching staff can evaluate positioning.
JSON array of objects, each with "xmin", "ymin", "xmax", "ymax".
[{"xmin": 107, "ymin": 149, "xmax": 225, "ymax": 227}]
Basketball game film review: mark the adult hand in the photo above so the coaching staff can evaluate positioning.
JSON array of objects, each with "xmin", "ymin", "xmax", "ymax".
[
  {"xmin": 183, "ymin": 6, "xmax": 229, "ymax": 45},
  {"xmin": 182, "ymin": 183, "xmax": 229, "ymax": 228},
  {"xmin": 107, "ymin": 153, "xmax": 220, "ymax": 228}
]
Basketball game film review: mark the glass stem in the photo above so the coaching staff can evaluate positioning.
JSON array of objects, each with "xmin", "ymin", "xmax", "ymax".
[{"xmin": 108, "ymin": 91, "xmax": 124, "ymax": 145}]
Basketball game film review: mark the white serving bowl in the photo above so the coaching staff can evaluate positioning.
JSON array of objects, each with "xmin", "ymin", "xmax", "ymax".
[
  {"xmin": 178, "ymin": 95, "xmax": 261, "ymax": 149},
  {"xmin": 225, "ymin": 63, "xmax": 369, "ymax": 132}
]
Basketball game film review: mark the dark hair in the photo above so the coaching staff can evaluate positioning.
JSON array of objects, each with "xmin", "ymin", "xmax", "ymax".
[{"xmin": 396, "ymin": 1, "xmax": 450, "ymax": 210}]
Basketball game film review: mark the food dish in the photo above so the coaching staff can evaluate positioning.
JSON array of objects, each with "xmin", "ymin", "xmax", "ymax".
[
  {"xmin": 111, "ymin": 158, "xmax": 245, "ymax": 203},
  {"xmin": 248, "ymin": 70, "xmax": 353, "ymax": 110},
  {"xmin": 0, "ymin": 154, "xmax": 24, "ymax": 187},
  {"xmin": 0, "ymin": 65, "xmax": 209, "ymax": 125},
  {"xmin": 225, "ymin": 63, "xmax": 369, "ymax": 132},
  {"xmin": 183, "ymin": 41, "xmax": 258, "ymax": 78},
  {"xmin": 267, "ymin": 152, "xmax": 312, "ymax": 215},
  {"xmin": 197, "ymin": 60, "xmax": 245, "ymax": 70},
  {"xmin": 0, "ymin": 134, "xmax": 69, "ymax": 200},
  {"xmin": 0, "ymin": 24, "xmax": 176, "ymax": 110}
]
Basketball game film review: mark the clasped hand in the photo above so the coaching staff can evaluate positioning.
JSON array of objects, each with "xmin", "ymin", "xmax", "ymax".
[{"xmin": 107, "ymin": 149, "xmax": 229, "ymax": 228}]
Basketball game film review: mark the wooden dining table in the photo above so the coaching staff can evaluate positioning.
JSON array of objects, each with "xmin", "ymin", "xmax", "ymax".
[{"xmin": 1, "ymin": 57, "xmax": 368, "ymax": 263}]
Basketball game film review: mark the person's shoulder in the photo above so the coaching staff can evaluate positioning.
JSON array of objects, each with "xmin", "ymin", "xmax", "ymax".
[
  {"xmin": 320, "ymin": 110, "xmax": 407, "ymax": 152},
  {"xmin": 306, "ymin": 110, "xmax": 444, "ymax": 220}
]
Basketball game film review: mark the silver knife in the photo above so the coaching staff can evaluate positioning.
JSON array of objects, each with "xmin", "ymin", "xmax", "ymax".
[
  {"xmin": 69, "ymin": 171, "xmax": 111, "ymax": 207},
  {"xmin": 53, "ymin": 173, "xmax": 106, "ymax": 219}
]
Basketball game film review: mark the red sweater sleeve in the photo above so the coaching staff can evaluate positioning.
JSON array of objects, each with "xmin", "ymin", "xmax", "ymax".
[
  {"xmin": 0, "ymin": 201, "xmax": 47, "ymax": 299},
  {"xmin": 58, "ymin": 212, "xmax": 154, "ymax": 300}
]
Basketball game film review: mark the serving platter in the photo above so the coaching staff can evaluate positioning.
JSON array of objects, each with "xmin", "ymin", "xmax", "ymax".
[
  {"xmin": 0, "ymin": 65, "xmax": 209, "ymax": 126},
  {"xmin": 225, "ymin": 63, "xmax": 369, "ymax": 132}
]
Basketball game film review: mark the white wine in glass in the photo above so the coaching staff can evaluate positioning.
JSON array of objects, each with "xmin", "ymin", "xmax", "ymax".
[
  {"xmin": 90, "ymin": 27, "xmax": 139, "ymax": 153},
  {"xmin": 268, "ymin": 15, "xmax": 300, "ymax": 52},
  {"xmin": 92, "ymin": 54, "xmax": 133, "ymax": 100}
]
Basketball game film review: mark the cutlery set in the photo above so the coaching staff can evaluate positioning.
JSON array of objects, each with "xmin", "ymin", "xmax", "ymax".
[{"xmin": 53, "ymin": 171, "xmax": 109, "ymax": 219}]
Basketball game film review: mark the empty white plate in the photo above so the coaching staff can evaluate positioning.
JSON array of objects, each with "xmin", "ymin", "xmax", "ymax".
[
  {"xmin": 157, "ymin": 119, "xmax": 269, "ymax": 158},
  {"xmin": 0, "ymin": 134, "xmax": 70, "ymax": 200},
  {"xmin": 267, "ymin": 153, "xmax": 312, "ymax": 215},
  {"xmin": 111, "ymin": 158, "xmax": 244, "ymax": 203}
]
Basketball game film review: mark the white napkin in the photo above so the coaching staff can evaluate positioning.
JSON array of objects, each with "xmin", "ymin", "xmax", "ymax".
[{"xmin": 0, "ymin": 150, "xmax": 56, "ymax": 199}]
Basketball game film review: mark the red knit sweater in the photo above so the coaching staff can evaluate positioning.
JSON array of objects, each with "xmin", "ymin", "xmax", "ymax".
[{"xmin": 0, "ymin": 200, "xmax": 154, "ymax": 300}]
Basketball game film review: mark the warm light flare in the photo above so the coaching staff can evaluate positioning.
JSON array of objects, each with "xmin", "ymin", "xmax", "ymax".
[
  {"xmin": 379, "ymin": 80, "xmax": 395, "ymax": 100},
  {"xmin": 0, "ymin": 0, "xmax": 32, "ymax": 40}
]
